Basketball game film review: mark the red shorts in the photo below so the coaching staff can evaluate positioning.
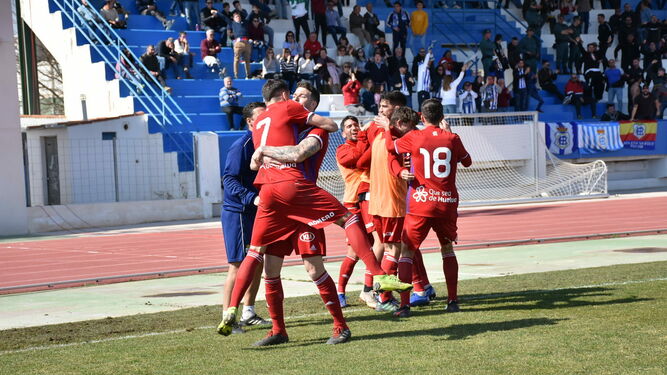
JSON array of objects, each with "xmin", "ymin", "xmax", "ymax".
[
  {"xmin": 402, "ymin": 214, "xmax": 458, "ymax": 252},
  {"xmin": 358, "ymin": 200, "xmax": 375, "ymax": 234},
  {"xmin": 265, "ymin": 226, "xmax": 327, "ymax": 257},
  {"xmin": 251, "ymin": 179, "xmax": 347, "ymax": 247},
  {"xmin": 372, "ymin": 216, "xmax": 404, "ymax": 243}
]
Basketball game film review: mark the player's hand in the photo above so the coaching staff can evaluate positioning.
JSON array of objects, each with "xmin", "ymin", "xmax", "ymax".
[
  {"xmin": 253, "ymin": 196, "xmax": 260, "ymax": 206},
  {"xmin": 400, "ymin": 169, "xmax": 414, "ymax": 181},
  {"xmin": 373, "ymin": 115, "xmax": 390, "ymax": 131},
  {"xmin": 250, "ymin": 147, "xmax": 264, "ymax": 171},
  {"xmin": 440, "ymin": 119, "xmax": 452, "ymax": 132}
]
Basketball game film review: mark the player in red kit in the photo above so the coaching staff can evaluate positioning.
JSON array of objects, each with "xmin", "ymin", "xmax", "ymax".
[
  {"xmin": 384, "ymin": 99, "xmax": 472, "ymax": 317},
  {"xmin": 217, "ymin": 80, "xmax": 411, "ymax": 344}
]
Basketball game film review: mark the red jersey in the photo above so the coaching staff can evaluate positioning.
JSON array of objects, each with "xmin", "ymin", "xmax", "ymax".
[
  {"xmin": 253, "ymin": 100, "xmax": 313, "ymax": 186},
  {"xmin": 299, "ymin": 126, "xmax": 329, "ymax": 182},
  {"xmin": 393, "ymin": 126, "xmax": 471, "ymax": 218}
]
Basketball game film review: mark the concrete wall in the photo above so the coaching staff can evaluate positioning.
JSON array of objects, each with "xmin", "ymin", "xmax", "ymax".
[{"xmin": 0, "ymin": 0, "xmax": 29, "ymax": 235}]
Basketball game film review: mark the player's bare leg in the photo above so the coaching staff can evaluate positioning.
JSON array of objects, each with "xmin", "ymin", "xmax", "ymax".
[
  {"xmin": 333, "ymin": 211, "xmax": 412, "ymax": 293},
  {"xmin": 218, "ymin": 245, "xmax": 267, "ymax": 336},
  {"xmin": 440, "ymin": 240, "xmax": 460, "ymax": 313},
  {"xmin": 337, "ymin": 246, "xmax": 358, "ymax": 308},
  {"xmin": 303, "ymin": 255, "xmax": 352, "ymax": 344},
  {"xmin": 253, "ymin": 254, "xmax": 290, "ymax": 346}
]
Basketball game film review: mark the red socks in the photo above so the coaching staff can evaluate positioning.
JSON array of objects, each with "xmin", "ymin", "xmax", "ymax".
[
  {"xmin": 363, "ymin": 270, "xmax": 373, "ymax": 290},
  {"xmin": 265, "ymin": 276, "xmax": 287, "ymax": 336},
  {"xmin": 344, "ymin": 215, "xmax": 384, "ymax": 276},
  {"xmin": 381, "ymin": 252, "xmax": 399, "ymax": 275},
  {"xmin": 443, "ymin": 253, "xmax": 459, "ymax": 302},
  {"xmin": 229, "ymin": 250, "xmax": 263, "ymax": 308},
  {"xmin": 338, "ymin": 255, "xmax": 358, "ymax": 294},
  {"xmin": 398, "ymin": 257, "xmax": 413, "ymax": 308},
  {"xmin": 314, "ymin": 272, "xmax": 348, "ymax": 330},
  {"xmin": 412, "ymin": 249, "xmax": 430, "ymax": 292}
]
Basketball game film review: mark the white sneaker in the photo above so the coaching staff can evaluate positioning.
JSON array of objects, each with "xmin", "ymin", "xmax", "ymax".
[{"xmin": 359, "ymin": 290, "xmax": 378, "ymax": 309}]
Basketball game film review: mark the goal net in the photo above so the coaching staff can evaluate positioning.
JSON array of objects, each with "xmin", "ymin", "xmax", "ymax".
[{"xmin": 316, "ymin": 111, "xmax": 607, "ymax": 206}]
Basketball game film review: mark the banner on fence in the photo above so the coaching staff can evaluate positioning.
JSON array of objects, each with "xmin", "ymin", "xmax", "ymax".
[
  {"xmin": 577, "ymin": 122, "xmax": 624, "ymax": 154},
  {"xmin": 545, "ymin": 122, "xmax": 578, "ymax": 155},
  {"xmin": 619, "ymin": 121, "xmax": 657, "ymax": 150}
]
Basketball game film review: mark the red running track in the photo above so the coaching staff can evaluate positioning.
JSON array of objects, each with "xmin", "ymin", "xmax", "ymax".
[{"xmin": 2, "ymin": 196, "xmax": 666, "ymax": 293}]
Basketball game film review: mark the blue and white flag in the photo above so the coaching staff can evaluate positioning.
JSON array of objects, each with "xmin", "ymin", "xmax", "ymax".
[
  {"xmin": 577, "ymin": 122, "xmax": 623, "ymax": 154},
  {"xmin": 545, "ymin": 122, "xmax": 578, "ymax": 155}
]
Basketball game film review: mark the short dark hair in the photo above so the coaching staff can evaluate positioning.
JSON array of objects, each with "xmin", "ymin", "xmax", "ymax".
[
  {"xmin": 340, "ymin": 115, "xmax": 359, "ymax": 131},
  {"xmin": 394, "ymin": 1, "xmax": 401, "ymax": 5},
  {"xmin": 390, "ymin": 106, "xmax": 419, "ymax": 127},
  {"xmin": 421, "ymin": 99, "xmax": 444, "ymax": 125},
  {"xmin": 233, "ymin": 0, "xmax": 240, "ymax": 4},
  {"xmin": 262, "ymin": 79, "xmax": 289, "ymax": 102},
  {"xmin": 296, "ymin": 81, "xmax": 320, "ymax": 106},
  {"xmin": 606, "ymin": 103, "xmax": 616, "ymax": 109},
  {"xmin": 416, "ymin": 0, "xmax": 424, "ymax": 4},
  {"xmin": 243, "ymin": 102, "xmax": 266, "ymax": 122},
  {"xmin": 380, "ymin": 90, "xmax": 407, "ymax": 107}
]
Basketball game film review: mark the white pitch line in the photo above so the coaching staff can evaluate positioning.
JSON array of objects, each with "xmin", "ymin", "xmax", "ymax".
[{"xmin": 1, "ymin": 277, "xmax": 666, "ymax": 356}]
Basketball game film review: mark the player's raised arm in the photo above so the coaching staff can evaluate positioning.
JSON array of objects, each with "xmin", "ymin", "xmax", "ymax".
[
  {"xmin": 307, "ymin": 113, "xmax": 338, "ymax": 132},
  {"xmin": 256, "ymin": 136, "xmax": 323, "ymax": 164}
]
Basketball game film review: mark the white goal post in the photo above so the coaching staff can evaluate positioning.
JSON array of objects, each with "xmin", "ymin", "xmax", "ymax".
[{"xmin": 316, "ymin": 111, "xmax": 607, "ymax": 206}]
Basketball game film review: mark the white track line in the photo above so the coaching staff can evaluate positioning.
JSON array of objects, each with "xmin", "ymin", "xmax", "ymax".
[{"xmin": 2, "ymin": 277, "xmax": 665, "ymax": 356}]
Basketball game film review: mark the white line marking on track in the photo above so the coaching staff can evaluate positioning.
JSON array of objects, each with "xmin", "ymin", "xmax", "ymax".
[{"xmin": 1, "ymin": 277, "xmax": 665, "ymax": 356}]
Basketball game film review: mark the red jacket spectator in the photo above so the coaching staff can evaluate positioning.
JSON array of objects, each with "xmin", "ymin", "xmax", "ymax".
[
  {"xmin": 342, "ymin": 79, "xmax": 361, "ymax": 105},
  {"xmin": 564, "ymin": 79, "xmax": 584, "ymax": 94},
  {"xmin": 498, "ymin": 87, "xmax": 511, "ymax": 108},
  {"xmin": 304, "ymin": 39, "xmax": 323, "ymax": 56},
  {"xmin": 200, "ymin": 37, "xmax": 221, "ymax": 59},
  {"xmin": 247, "ymin": 22, "xmax": 265, "ymax": 42}
]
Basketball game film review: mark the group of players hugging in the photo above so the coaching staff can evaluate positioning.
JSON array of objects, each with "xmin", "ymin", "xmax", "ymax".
[{"xmin": 216, "ymin": 79, "xmax": 471, "ymax": 346}]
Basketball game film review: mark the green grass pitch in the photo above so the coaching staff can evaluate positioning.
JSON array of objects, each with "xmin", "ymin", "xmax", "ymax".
[{"xmin": 1, "ymin": 261, "xmax": 666, "ymax": 375}]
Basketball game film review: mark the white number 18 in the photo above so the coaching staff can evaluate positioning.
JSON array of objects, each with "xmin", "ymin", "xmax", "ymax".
[{"xmin": 419, "ymin": 147, "xmax": 452, "ymax": 179}]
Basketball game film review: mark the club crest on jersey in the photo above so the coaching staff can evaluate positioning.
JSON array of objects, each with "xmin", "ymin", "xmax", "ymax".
[
  {"xmin": 412, "ymin": 186, "xmax": 428, "ymax": 203},
  {"xmin": 555, "ymin": 125, "xmax": 571, "ymax": 150},
  {"xmin": 299, "ymin": 232, "xmax": 316, "ymax": 242}
]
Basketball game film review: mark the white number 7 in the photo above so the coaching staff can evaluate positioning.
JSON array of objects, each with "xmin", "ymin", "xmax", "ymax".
[
  {"xmin": 419, "ymin": 147, "xmax": 452, "ymax": 179},
  {"xmin": 255, "ymin": 117, "xmax": 271, "ymax": 147}
]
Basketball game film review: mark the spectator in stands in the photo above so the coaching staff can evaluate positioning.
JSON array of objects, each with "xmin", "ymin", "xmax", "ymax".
[
  {"xmin": 609, "ymin": 8, "xmax": 623, "ymax": 34},
  {"xmin": 315, "ymin": 49, "xmax": 341, "ymax": 93},
  {"xmin": 513, "ymin": 60, "xmax": 529, "ymax": 111},
  {"xmin": 564, "ymin": 73, "xmax": 585, "ymax": 119},
  {"xmin": 391, "ymin": 65, "xmax": 414, "ymax": 108},
  {"xmin": 336, "ymin": 46, "xmax": 355, "ymax": 67},
  {"xmin": 274, "ymin": 0, "xmax": 288, "ymax": 20},
  {"xmin": 415, "ymin": 48, "xmax": 433, "ymax": 108},
  {"xmin": 350, "ymin": 5, "xmax": 371, "ymax": 48},
  {"xmin": 342, "ymin": 72, "xmax": 368, "ymax": 115},
  {"xmin": 507, "ymin": 37, "xmax": 521, "ymax": 70},
  {"xmin": 101, "ymin": 0, "xmax": 128, "ymax": 29},
  {"xmin": 169, "ymin": 0, "xmax": 184, "ymax": 17},
  {"xmin": 201, "ymin": 1, "xmax": 229, "ymax": 46},
  {"xmin": 374, "ymin": 36, "xmax": 392, "ymax": 57},
  {"xmin": 181, "ymin": 0, "xmax": 200, "ymax": 30},
  {"xmin": 366, "ymin": 52, "xmax": 389, "ymax": 92},
  {"xmin": 497, "ymin": 78, "xmax": 512, "ymax": 111},
  {"xmin": 440, "ymin": 62, "xmax": 470, "ymax": 113},
  {"xmin": 247, "ymin": 17, "xmax": 267, "ymax": 62},
  {"xmin": 304, "ymin": 32, "xmax": 323, "ymax": 56},
  {"xmin": 353, "ymin": 48, "xmax": 368, "ymax": 81},
  {"xmin": 78, "ymin": 0, "xmax": 110, "ymax": 43},
  {"xmin": 287, "ymin": 0, "xmax": 309, "ymax": 43},
  {"xmin": 538, "ymin": 60, "xmax": 564, "ymax": 101},
  {"xmin": 228, "ymin": 11, "xmax": 251, "ymax": 79},
  {"xmin": 472, "ymin": 74, "xmax": 484, "ymax": 111},
  {"xmin": 581, "ymin": 42, "xmax": 607, "ymax": 118},
  {"xmin": 326, "ymin": 1, "xmax": 347, "ymax": 46},
  {"xmin": 636, "ymin": 0, "xmax": 653, "ymax": 41},
  {"xmin": 576, "ymin": 0, "xmax": 592, "ymax": 34},
  {"xmin": 158, "ymin": 37, "xmax": 180, "ymax": 79},
  {"xmin": 283, "ymin": 31, "xmax": 302, "ymax": 56},
  {"xmin": 643, "ymin": 15, "xmax": 662, "ymax": 45},
  {"xmin": 201, "ymin": 29, "xmax": 222, "ymax": 75},
  {"xmin": 459, "ymin": 81, "xmax": 478, "ymax": 115},
  {"xmin": 338, "ymin": 36, "xmax": 355, "ymax": 55},
  {"xmin": 412, "ymin": 48, "xmax": 426, "ymax": 77},
  {"xmin": 279, "ymin": 48, "xmax": 299, "ymax": 92},
  {"xmin": 525, "ymin": 0, "xmax": 544, "ymax": 37},
  {"xmin": 489, "ymin": 56, "xmax": 506, "ymax": 78},
  {"xmin": 631, "ymin": 84, "xmax": 660, "ymax": 121},
  {"xmin": 387, "ymin": 47, "xmax": 407, "ymax": 73},
  {"xmin": 641, "ymin": 41, "xmax": 661, "ymax": 77},
  {"xmin": 219, "ymin": 77, "xmax": 244, "ymax": 130},
  {"xmin": 136, "ymin": 0, "xmax": 174, "ymax": 30},
  {"xmin": 494, "ymin": 34, "xmax": 510, "ymax": 72},
  {"xmin": 601, "ymin": 103, "xmax": 630, "ymax": 121},
  {"xmin": 232, "ymin": 1, "xmax": 248, "ymax": 19},
  {"xmin": 386, "ymin": 2, "xmax": 409, "ymax": 52},
  {"xmin": 624, "ymin": 58, "xmax": 644, "ymax": 113},
  {"xmin": 298, "ymin": 49, "xmax": 317, "ymax": 84},
  {"xmin": 174, "ymin": 32, "xmax": 194, "ymax": 79},
  {"xmin": 116, "ymin": 48, "xmax": 139, "ymax": 86},
  {"xmin": 261, "ymin": 47, "xmax": 279, "ymax": 78},
  {"xmin": 247, "ymin": 4, "xmax": 274, "ymax": 47},
  {"xmin": 431, "ymin": 64, "xmax": 446, "ymax": 100},
  {"xmin": 410, "ymin": 1, "xmax": 428, "ymax": 55},
  {"xmin": 560, "ymin": 0, "xmax": 576, "ymax": 23},
  {"xmin": 620, "ymin": 3, "xmax": 636, "ymax": 25},
  {"xmin": 364, "ymin": 3, "xmax": 384, "ymax": 42},
  {"xmin": 519, "ymin": 28, "xmax": 540, "ymax": 73},
  {"xmin": 526, "ymin": 67, "xmax": 544, "ymax": 112},
  {"xmin": 480, "ymin": 29, "xmax": 495, "ymax": 75},
  {"xmin": 598, "ymin": 14, "xmax": 613, "ymax": 58},
  {"xmin": 567, "ymin": 18, "xmax": 583, "ymax": 75},
  {"xmin": 480, "ymin": 75, "xmax": 499, "ymax": 113},
  {"xmin": 653, "ymin": 68, "xmax": 667, "ymax": 119},
  {"xmin": 617, "ymin": 29, "xmax": 639, "ymax": 71},
  {"xmin": 554, "ymin": 14, "xmax": 570, "ymax": 74},
  {"xmin": 360, "ymin": 79, "xmax": 377, "ymax": 114},
  {"xmin": 141, "ymin": 45, "xmax": 172, "ymax": 93},
  {"xmin": 340, "ymin": 62, "xmax": 353, "ymax": 87},
  {"xmin": 605, "ymin": 58, "xmax": 624, "ymax": 111},
  {"xmin": 312, "ymin": 0, "xmax": 328, "ymax": 47}
]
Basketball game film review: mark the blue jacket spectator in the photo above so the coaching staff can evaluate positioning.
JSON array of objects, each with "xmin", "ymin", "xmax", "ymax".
[{"xmin": 219, "ymin": 77, "xmax": 244, "ymax": 130}]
